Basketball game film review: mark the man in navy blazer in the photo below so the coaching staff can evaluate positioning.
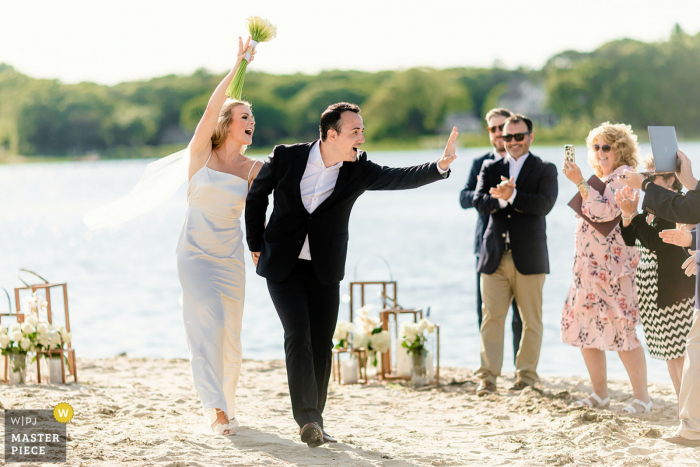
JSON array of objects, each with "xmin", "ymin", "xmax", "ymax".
[
  {"xmin": 472, "ymin": 114, "xmax": 558, "ymax": 396},
  {"xmin": 623, "ymin": 150, "xmax": 700, "ymax": 447},
  {"xmin": 460, "ymin": 107, "xmax": 522, "ymax": 364}
]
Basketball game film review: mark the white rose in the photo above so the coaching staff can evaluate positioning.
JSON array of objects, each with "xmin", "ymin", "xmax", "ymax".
[
  {"xmin": 427, "ymin": 323, "xmax": 436, "ymax": 333},
  {"xmin": 49, "ymin": 333, "xmax": 62, "ymax": 348},
  {"xmin": 62, "ymin": 332, "xmax": 72, "ymax": 344},
  {"xmin": 19, "ymin": 337, "xmax": 31, "ymax": 351},
  {"xmin": 353, "ymin": 332, "xmax": 370, "ymax": 349},
  {"xmin": 38, "ymin": 335, "xmax": 50, "ymax": 347},
  {"xmin": 401, "ymin": 322, "xmax": 418, "ymax": 340},
  {"xmin": 0, "ymin": 334, "xmax": 10, "ymax": 349},
  {"xmin": 370, "ymin": 331, "xmax": 391, "ymax": 353},
  {"xmin": 26, "ymin": 313, "xmax": 38, "ymax": 327},
  {"xmin": 10, "ymin": 323, "xmax": 20, "ymax": 333},
  {"xmin": 333, "ymin": 321, "xmax": 350, "ymax": 341},
  {"xmin": 37, "ymin": 323, "xmax": 49, "ymax": 335},
  {"xmin": 0, "ymin": 325, "xmax": 7, "ymax": 334},
  {"xmin": 11, "ymin": 331, "xmax": 22, "ymax": 342},
  {"xmin": 417, "ymin": 319, "xmax": 429, "ymax": 334},
  {"xmin": 21, "ymin": 322, "xmax": 35, "ymax": 335}
]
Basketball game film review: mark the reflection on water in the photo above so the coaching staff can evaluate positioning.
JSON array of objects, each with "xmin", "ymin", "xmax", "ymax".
[{"xmin": 3, "ymin": 142, "xmax": 699, "ymax": 382}]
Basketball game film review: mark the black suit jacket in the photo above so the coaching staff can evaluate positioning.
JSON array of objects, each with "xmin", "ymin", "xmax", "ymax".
[
  {"xmin": 641, "ymin": 180, "xmax": 700, "ymax": 307},
  {"xmin": 460, "ymin": 151, "xmax": 496, "ymax": 256},
  {"xmin": 620, "ymin": 214, "xmax": 695, "ymax": 309},
  {"xmin": 473, "ymin": 153, "xmax": 558, "ymax": 275},
  {"xmin": 245, "ymin": 141, "xmax": 449, "ymax": 285}
]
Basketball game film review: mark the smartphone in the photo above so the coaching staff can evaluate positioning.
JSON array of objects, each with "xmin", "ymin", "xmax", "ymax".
[{"xmin": 565, "ymin": 145, "xmax": 575, "ymax": 164}]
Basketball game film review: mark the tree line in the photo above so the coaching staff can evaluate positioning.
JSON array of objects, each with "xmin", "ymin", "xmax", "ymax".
[{"xmin": 1, "ymin": 26, "xmax": 699, "ymax": 157}]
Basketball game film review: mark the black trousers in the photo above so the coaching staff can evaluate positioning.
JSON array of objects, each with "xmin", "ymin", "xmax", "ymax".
[
  {"xmin": 476, "ymin": 257, "xmax": 522, "ymax": 363},
  {"xmin": 266, "ymin": 259, "xmax": 339, "ymax": 428}
]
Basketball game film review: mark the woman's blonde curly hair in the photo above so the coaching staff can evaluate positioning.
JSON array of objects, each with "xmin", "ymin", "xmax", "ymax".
[
  {"xmin": 586, "ymin": 122, "xmax": 640, "ymax": 178},
  {"xmin": 211, "ymin": 99, "xmax": 252, "ymax": 151}
]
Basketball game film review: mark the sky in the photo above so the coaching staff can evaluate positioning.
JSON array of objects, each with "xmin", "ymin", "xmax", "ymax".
[{"xmin": 2, "ymin": 0, "xmax": 700, "ymax": 85}]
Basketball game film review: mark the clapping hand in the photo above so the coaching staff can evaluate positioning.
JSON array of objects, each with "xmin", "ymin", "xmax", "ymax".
[
  {"xmin": 682, "ymin": 250, "xmax": 698, "ymax": 276},
  {"xmin": 659, "ymin": 228, "xmax": 693, "ymax": 248},
  {"xmin": 438, "ymin": 127, "xmax": 459, "ymax": 171},
  {"xmin": 614, "ymin": 186, "xmax": 639, "ymax": 218},
  {"xmin": 490, "ymin": 176, "xmax": 515, "ymax": 200}
]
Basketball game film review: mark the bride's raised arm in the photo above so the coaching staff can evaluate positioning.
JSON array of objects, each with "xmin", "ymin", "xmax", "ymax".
[{"xmin": 188, "ymin": 36, "xmax": 252, "ymax": 174}]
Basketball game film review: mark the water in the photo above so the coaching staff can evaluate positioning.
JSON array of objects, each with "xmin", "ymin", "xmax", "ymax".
[{"xmin": 3, "ymin": 143, "xmax": 699, "ymax": 383}]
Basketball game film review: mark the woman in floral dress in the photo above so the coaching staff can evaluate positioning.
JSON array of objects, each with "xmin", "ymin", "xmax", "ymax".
[{"xmin": 561, "ymin": 122, "xmax": 652, "ymax": 414}]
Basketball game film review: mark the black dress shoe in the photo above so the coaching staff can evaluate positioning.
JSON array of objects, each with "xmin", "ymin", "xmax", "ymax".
[
  {"xmin": 299, "ymin": 422, "xmax": 323, "ymax": 447},
  {"xmin": 321, "ymin": 428, "xmax": 337, "ymax": 443}
]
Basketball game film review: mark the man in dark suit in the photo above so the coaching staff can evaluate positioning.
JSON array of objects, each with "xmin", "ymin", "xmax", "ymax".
[
  {"xmin": 460, "ymin": 107, "xmax": 522, "ymax": 363},
  {"xmin": 623, "ymin": 151, "xmax": 700, "ymax": 447},
  {"xmin": 472, "ymin": 114, "xmax": 558, "ymax": 396},
  {"xmin": 246, "ymin": 102, "xmax": 457, "ymax": 446}
]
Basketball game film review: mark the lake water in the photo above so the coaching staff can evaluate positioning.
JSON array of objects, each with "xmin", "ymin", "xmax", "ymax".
[{"xmin": 3, "ymin": 143, "xmax": 700, "ymax": 383}]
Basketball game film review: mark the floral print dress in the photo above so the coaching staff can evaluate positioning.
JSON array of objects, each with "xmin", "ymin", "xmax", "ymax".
[{"xmin": 561, "ymin": 165, "xmax": 641, "ymax": 351}]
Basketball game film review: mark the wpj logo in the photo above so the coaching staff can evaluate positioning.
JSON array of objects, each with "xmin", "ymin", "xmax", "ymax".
[{"xmin": 4, "ymin": 409, "xmax": 66, "ymax": 463}]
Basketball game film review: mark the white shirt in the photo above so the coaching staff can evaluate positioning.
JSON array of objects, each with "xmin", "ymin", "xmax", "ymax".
[
  {"xmin": 298, "ymin": 141, "xmax": 449, "ymax": 260},
  {"xmin": 298, "ymin": 141, "xmax": 343, "ymax": 260},
  {"xmin": 497, "ymin": 152, "xmax": 530, "ymax": 208}
]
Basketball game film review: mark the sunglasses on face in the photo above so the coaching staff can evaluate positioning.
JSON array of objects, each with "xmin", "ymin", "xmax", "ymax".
[
  {"xmin": 502, "ymin": 132, "xmax": 530, "ymax": 142},
  {"xmin": 646, "ymin": 174, "xmax": 658, "ymax": 181},
  {"xmin": 592, "ymin": 144, "xmax": 612, "ymax": 153},
  {"xmin": 487, "ymin": 124, "xmax": 505, "ymax": 134}
]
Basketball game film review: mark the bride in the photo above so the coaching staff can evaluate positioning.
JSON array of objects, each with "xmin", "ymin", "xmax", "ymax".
[{"xmin": 176, "ymin": 36, "xmax": 261, "ymax": 435}]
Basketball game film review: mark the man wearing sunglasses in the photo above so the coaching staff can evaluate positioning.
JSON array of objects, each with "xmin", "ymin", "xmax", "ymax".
[
  {"xmin": 473, "ymin": 114, "xmax": 558, "ymax": 396},
  {"xmin": 460, "ymin": 108, "xmax": 523, "ymax": 365}
]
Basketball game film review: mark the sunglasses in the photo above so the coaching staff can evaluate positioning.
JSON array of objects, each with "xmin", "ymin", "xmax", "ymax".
[
  {"xmin": 592, "ymin": 144, "xmax": 612, "ymax": 152},
  {"xmin": 645, "ymin": 174, "xmax": 658, "ymax": 181},
  {"xmin": 487, "ymin": 124, "xmax": 505, "ymax": 134},
  {"xmin": 502, "ymin": 132, "xmax": 530, "ymax": 142}
]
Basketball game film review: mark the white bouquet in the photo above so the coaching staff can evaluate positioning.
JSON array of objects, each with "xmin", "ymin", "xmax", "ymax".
[
  {"xmin": 401, "ymin": 318, "xmax": 436, "ymax": 357},
  {"xmin": 333, "ymin": 320, "xmax": 354, "ymax": 349},
  {"xmin": 352, "ymin": 305, "xmax": 391, "ymax": 366}
]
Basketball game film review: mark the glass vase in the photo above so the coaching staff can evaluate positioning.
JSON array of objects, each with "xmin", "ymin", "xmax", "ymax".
[
  {"xmin": 49, "ymin": 355, "xmax": 63, "ymax": 384},
  {"xmin": 411, "ymin": 350, "xmax": 427, "ymax": 388},
  {"xmin": 9, "ymin": 353, "xmax": 27, "ymax": 385}
]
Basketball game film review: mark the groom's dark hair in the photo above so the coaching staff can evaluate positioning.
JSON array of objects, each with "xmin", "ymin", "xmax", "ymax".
[{"xmin": 320, "ymin": 102, "xmax": 361, "ymax": 141}]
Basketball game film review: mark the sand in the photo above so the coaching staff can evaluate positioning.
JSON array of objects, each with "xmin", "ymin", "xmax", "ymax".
[{"xmin": 1, "ymin": 356, "xmax": 699, "ymax": 466}]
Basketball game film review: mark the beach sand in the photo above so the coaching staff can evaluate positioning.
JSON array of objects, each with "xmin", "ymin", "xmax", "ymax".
[{"xmin": 1, "ymin": 356, "xmax": 698, "ymax": 466}]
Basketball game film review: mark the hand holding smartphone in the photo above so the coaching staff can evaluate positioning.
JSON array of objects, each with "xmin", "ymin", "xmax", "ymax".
[{"xmin": 565, "ymin": 145, "xmax": 575, "ymax": 164}]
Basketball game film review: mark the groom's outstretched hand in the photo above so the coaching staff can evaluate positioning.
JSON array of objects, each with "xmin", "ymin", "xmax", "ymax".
[
  {"xmin": 438, "ymin": 127, "xmax": 459, "ymax": 171},
  {"xmin": 251, "ymin": 252, "xmax": 260, "ymax": 267}
]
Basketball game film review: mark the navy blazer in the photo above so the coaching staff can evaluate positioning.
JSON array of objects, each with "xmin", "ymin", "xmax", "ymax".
[
  {"xmin": 641, "ymin": 180, "xmax": 700, "ymax": 308},
  {"xmin": 473, "ymin": 153, "xmax": 558, "ymax": 275},
  {"xmin": 460, "ymin": 151, "xmax": 496, "ymax": 256},
  {"xmin": 245, "ymin": 141, "xmax": 449, "ymax": 285}
]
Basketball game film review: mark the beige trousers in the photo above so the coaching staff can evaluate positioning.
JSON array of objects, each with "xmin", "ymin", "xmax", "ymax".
[
  {"xmin": 677, "ymin": 309, "xmax": 700, "ymax": 440},
  {"xmin": 476, "ymin": 251, "xmax": 545, "ymax": 386}
]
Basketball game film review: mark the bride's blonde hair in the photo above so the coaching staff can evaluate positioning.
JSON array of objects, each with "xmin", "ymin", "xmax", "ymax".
[{"xmin": 211, "ymin": 99, "xmax": 252, "ymax": 150}]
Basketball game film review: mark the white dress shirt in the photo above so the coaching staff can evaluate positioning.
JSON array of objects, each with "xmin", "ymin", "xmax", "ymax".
[
  {"xmin": 298, "ymin": 141, "xmax": 449, "ymax": 260},
  {"xmin": 298, "ymin": 141, "xmax": 343, "ymax": 260},
  {"xmin": 497, "ymin": 152, "xmax": 530, "ymax": 208}
]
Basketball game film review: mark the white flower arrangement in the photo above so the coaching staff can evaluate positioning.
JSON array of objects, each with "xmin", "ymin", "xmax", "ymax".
[
  {"xmin": 401, "ymin": 318, "xmax": 436, "ymax": 357},
  {"xmin": 351, "ymin": 305, "xmax": 391, "ymax": 366},
  {"xmin": 333, "ymin": 320, "xmax": 354, "ymax": 349}
]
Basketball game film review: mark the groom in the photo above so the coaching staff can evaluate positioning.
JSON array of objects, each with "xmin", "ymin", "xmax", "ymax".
[{"xmin": 246, "ymin": 102, "xmax": 457, "ymax": 446}]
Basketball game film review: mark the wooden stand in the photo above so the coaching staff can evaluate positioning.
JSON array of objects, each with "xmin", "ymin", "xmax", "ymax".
[
  {"xmin": 348, "ymin": 281, "xmax": 397, "ymax": 323},
  {"xmin": 331, "ymin": 347, "xmax": 368, "ymax": 384},
  {"xmin": 379, "ymin": 308, "xmax": 422, "ymax": 381},
  {"xmin": 13, "ymin": 272, "xmax": 77, "ymax": 384}
]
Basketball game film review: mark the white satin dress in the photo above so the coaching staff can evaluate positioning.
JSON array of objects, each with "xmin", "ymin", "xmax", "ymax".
[{"xmin": 176, "ymin": 154, "xmax": 258, "ymax": 422}]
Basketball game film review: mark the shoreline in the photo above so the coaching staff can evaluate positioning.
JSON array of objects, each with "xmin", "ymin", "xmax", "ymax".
[{"xmin": 1, "ymin": 356, "xmax": 697, "ymax": 466}]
